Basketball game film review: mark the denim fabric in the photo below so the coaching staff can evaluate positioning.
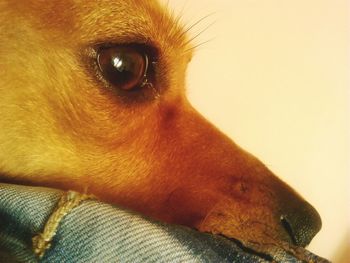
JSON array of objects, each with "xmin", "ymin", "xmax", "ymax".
[{"xmin": 0, "ymin": 183, "xmax": 323, "ymax": 263}]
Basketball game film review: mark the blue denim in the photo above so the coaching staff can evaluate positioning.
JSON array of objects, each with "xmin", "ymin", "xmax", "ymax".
[{"xmin": 0, "ymin": 183, "xmax": 328, "ymax": 263}]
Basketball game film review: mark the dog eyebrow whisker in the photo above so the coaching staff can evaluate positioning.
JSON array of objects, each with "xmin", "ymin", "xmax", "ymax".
[
  {"xmin": 181, "ymin": 20, "xmax": 216, "ymax": 48},
  {"xmin": 183, "ymin": 38, "xmax": 215, "ymax": 54},
  {"xmin": 179, "ymin": 12, "xmax": 216, "ymax": 39}
]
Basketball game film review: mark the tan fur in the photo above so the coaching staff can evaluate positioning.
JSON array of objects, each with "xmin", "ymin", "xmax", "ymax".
[{"xmin": 0, "ymin": 0, "xmax": 322, "ymax": 255}]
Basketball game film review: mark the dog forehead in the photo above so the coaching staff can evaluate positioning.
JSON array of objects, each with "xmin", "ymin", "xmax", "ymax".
[
  {"xmin": 11, "ymin": 0, "xmax": 189, "ymax": 52},
  {"xmin": 73, "ymin": 0, "xmax": 189, "ymax": 51}
]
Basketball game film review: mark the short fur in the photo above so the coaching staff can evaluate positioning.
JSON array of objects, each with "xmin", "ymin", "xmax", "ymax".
[{"xmin": 0, "ymin": 0, "xmax": 321, "ymax": 255}]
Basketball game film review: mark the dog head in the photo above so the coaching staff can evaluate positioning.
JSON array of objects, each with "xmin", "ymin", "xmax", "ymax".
[{"xmin": 0, "ymin": 0, "xmax": 321, "ymax": 257}]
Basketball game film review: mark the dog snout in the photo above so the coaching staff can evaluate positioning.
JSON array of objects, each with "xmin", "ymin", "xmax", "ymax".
[
  {"xmin": 280, "ymin": 199, "xmax": 321, "ymax": 247},
  {"xmin": 165, "ymin": 104, "xmax": 323, "ymax": 248}
]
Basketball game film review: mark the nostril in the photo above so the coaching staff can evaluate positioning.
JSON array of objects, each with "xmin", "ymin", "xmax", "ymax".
[
  {"xmin": 279, "ymin": 202, "xmax": 322, "ymax": 247},
  {"xmin": 280, "ymin": 215, "xmax": 297, "ymax": 245}
]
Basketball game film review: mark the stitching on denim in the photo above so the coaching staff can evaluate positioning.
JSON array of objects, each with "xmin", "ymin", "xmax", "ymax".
[{"xmin": 32, "ymin": 191, "xmax": 93, "ymax": 259}]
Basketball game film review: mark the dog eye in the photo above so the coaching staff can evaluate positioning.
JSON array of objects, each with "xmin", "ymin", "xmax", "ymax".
[{"xmin": 97, "ymin": 46, "xmax": 149, "ymax": 91}]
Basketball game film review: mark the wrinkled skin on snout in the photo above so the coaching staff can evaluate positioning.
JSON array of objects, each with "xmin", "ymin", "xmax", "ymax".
[{"xmin": 0, "ymin": 0, "xmax": 322, "ymax": 259}]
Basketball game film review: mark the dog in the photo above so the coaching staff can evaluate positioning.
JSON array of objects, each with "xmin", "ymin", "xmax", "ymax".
[{"xmin": 0, "ymin": 0, "xmax": 322, "ymax": 259}]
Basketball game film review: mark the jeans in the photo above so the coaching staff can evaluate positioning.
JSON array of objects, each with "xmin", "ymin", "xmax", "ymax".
[{"xmin": 0, "ymin": 183, "xmax": 325, "ymax": 263}]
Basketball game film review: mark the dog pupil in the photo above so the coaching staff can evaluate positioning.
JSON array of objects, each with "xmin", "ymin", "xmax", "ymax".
[{"xmin": 98, "ymin": 47, "xmax": 147, "ymax": 91}]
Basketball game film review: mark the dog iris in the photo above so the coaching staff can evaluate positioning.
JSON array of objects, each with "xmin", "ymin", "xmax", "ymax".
[{"xmin": 97, "ymin": 46, "xmax": 149, "ymax": 91}]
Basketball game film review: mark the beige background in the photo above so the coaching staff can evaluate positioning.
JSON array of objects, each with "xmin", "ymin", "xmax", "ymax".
[{"xmin": 163, "ymin": 0, "xmax": 350, "ymax": 261}]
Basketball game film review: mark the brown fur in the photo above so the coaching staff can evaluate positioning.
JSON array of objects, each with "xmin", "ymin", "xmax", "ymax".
[{"xmin": 0, "ymin": 0, "xmax": 321, "ymax": 255}]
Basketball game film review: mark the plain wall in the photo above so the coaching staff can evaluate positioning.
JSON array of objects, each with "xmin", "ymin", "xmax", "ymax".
[{"xmin": 163, "ymin": 0, "xmax": 350, "ymax": 261}]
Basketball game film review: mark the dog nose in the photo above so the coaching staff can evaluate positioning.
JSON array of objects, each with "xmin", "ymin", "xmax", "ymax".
[{"xmin": 280, "ymin": 201, "xmax": 322, "ymax": 247}]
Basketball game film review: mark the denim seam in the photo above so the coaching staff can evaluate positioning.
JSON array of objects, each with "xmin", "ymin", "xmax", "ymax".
[{"xmin": 32, "ymin": 191, "xmax": 93, "ymax": 259}]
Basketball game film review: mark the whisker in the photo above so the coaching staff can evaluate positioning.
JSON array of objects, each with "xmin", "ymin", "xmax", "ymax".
[
  {"xmin": 180, "ymin": 12, "xmax": 216, "ymax": 38},
  {"xmin": 183, "ymin": 37, "xmax": 216, "ymax": 54},
  {"xmin": 182, "ymin": 20, "xmax": 216, "ymax": 48}
]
